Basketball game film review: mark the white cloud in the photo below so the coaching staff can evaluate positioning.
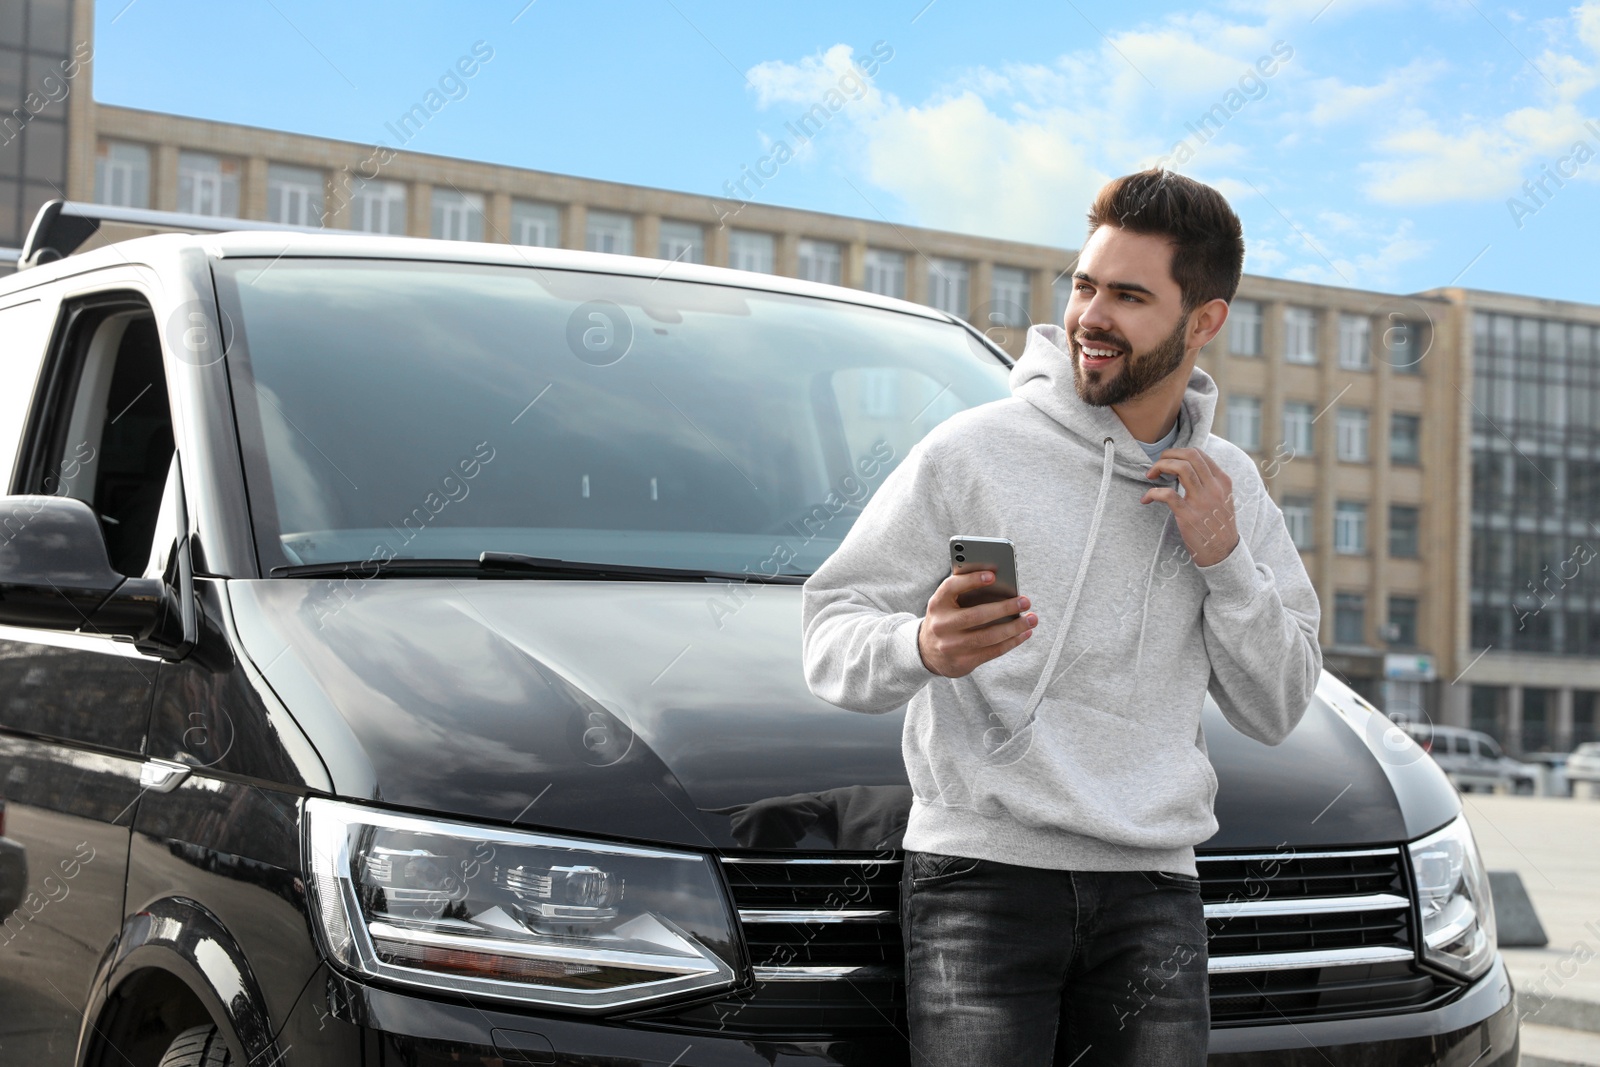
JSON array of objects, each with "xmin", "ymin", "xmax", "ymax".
[
  {"xmin": 1279, "ymin": 216, "xmax": 1431, "ymax": 288},
  {"xmin": 1360, "ymin": 1, "xmax": 1600, "ymax": 203},
  {"xmin": 747, "ymin": 44, "xmax": 885, "ymax": 112},
  {"xmin": 1300, "ymin": 59, "xmax": 1445, "ymax": 126},
  {"xmin": 859, "ymin": 93, "xmax": 1115, "ymax": 244},
  {"xmin": 1363, "ymin": 100, "xmax": 1600, "ymax": 203},
  {"xmin": 740, "ymin": 12, "xmax": 1303, "ymax": 246}
]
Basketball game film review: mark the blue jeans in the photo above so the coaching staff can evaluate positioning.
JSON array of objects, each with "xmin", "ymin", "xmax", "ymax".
[{"xmin": 899, "ymin": 850, "xmax": 1210, "ymax": 1066}]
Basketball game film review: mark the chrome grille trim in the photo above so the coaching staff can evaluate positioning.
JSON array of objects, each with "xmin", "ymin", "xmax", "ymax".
[
  {"xmin": 1197, "ymin": 847, "xmax": 1400, "ymax": 863},
  {"xmin": 739, "ymin": 908, "xmax": 896, "ymax": 924},
  {"xmin": 1208, "ymin": 946, "xmax": 1416, "ymax": 974},
  {"xmin": 721, "ymin": 857, "xmax": 899, "ymax": 865},
  {"xmin": 1202, "ymin": 892, "xmax": 1409, "ymax": 919},
  {"xmin": 752, "ymin": 964, "xmax": 897, "ymax": 981}
]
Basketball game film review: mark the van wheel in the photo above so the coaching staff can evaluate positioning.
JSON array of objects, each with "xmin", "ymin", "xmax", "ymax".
[{"xmin": 157, "ymin": 1024, "xmax": 233, "ymax": 1067}]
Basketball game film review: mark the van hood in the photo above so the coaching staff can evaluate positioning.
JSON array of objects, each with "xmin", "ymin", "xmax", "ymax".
[{"xmin": 228, "ymin": 580, "xmax": 1454, "ymax": 853}]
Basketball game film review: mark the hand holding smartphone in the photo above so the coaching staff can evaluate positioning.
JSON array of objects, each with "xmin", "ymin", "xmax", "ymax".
[
  {"xmin": 948, "ymin": 536, "xmax": 1020, "ymax": 620},
  {"xmin": 917, "ymin": 535, "xmax": 1035, "ymax": 678}
]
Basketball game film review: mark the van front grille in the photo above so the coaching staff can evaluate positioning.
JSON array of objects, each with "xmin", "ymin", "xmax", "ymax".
[
  {"xmin": 630, "ymin": 847, "xmax": 1462, "ymax": 1040},
  {"xmin": 1195, "ymin": 847, "xmax": 1460, "ymax": 1025}
]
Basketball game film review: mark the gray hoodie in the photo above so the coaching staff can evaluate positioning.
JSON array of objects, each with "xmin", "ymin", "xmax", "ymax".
[{"xmin": 801, "ymin": 324, "xmax": 1322, "ymax": 876}]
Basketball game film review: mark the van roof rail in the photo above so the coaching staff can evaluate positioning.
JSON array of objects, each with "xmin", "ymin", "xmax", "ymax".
[{"xmin": 17, "ymin": 199, "xmax": 354, "ymax": 269}]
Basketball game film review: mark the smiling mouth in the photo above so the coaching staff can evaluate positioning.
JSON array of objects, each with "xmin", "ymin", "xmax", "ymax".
[{"xmin": 1077, "ymin": 340, "xmax": 1125, "ymax": 365}]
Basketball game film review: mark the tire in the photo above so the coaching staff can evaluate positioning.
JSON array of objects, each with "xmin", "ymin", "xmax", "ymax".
[{"xmin": 157, "ymin": 1024, "xmax": 233, "ymax": 1067}]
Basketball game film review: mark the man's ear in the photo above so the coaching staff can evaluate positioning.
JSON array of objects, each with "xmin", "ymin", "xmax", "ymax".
[{"xmin": 1187, "ymin": 297, "xmax": 1230, "ymax": 352}]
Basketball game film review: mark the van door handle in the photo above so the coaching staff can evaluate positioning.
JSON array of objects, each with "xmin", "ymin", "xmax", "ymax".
[{"xmin": 139, "ymin": 759, "xmax": 192, "ymax": 793}]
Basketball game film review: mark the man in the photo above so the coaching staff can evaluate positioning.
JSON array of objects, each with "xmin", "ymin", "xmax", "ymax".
[{"xmin": 800, "ymin": 169, "xmax": 1321, "ymax": 1065}]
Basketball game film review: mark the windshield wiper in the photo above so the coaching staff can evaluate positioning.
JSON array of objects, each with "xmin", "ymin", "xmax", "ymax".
[
  {"xmin": 479, "ymin": 551, "xmax": 806, "ymax": 583},
  {"xmin": 269, "ymin": 552, "xmax": 809, "ymax": 584}
]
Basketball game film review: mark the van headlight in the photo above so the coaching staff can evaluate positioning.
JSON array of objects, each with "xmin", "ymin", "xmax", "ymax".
[
  {"xmin": 304, "ymin": 799, "xmax": 741, "ymax": 1011},
  {"xmin": 1407, "ymin": 815, "xmax": 1496, "ymax": 980}
]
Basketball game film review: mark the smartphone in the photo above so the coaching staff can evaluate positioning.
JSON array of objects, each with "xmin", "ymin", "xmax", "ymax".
[{"xmin": 949, "ymin": 536, "xmax": 1020, "ymax": 620}]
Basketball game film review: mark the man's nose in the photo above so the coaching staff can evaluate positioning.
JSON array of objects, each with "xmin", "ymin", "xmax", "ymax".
[{"xmin": 1077, "ymin": 292, "xmax": 1114, "ymax": 332}]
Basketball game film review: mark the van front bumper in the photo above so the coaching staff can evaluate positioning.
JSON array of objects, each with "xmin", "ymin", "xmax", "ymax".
[{"xmin": 297, "ymin": 954, "xmax": 1518, "ymax": 1065}]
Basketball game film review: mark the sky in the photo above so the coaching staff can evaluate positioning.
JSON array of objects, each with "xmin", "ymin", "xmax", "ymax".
[{"xmin": 93, "ymin": 0, "xmax": 1600, "ymax": 304}]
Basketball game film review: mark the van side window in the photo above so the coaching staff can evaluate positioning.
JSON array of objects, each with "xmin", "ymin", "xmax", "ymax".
[{"xmin": 27, "ymin": 301, "xmax": 174, "ymax": 576}]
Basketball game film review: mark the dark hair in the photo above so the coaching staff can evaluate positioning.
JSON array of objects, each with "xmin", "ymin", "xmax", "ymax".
[{"xmin": 1085, "ymin": 169, "xmax": 1244, "ymax": 311}]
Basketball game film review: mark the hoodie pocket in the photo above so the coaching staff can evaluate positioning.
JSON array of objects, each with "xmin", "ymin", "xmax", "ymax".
[{"xmin": 967, "ymin": 699, "xmax": 1219, "ymax": 850}]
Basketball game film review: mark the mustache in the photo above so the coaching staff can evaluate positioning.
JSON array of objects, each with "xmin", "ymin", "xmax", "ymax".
[{"xmin": 1073, "ymin": 331, "xmax": 1130, "ymax": 355}]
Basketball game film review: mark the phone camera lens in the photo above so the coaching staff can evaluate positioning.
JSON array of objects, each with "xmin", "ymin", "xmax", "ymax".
[
  {"xmin": 953, "ymin": 543, "xmax": 964, "ymax": 552},
  {"xmin": 954, "ymin": 554, "xmax": 965, "ymax": 563}
]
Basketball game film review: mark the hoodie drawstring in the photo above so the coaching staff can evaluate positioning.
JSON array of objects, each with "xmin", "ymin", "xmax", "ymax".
[
  {"xmin": 1130, "ymin": 510, "xmax": 1172, "ymax": 690},
  {"xmin": 1017, "ymin": 437, "xmax": 1117, "ymax": 725}
]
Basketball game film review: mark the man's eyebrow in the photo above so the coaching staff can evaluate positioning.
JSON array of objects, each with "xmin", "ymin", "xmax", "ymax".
[{"xmin": 1072, "ymin": 270, "xmax": 1156, "ymax": 297}]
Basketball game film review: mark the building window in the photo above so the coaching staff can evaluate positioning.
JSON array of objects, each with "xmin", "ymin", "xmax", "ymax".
[
  {"xmin": 728, "ymin": 230, "xmax": 774, "ymax": 273},
  {"xmin": 1230, "ymin": 299, "xmax": 1262, "ymax": 356},
  {"xmin": 797, "ymin": 239, "xmax": 842, "ymax": 284},
  {"xmin": 1284, "ymin": 306, "xmax": 1317, "ymax": 364},
  {"xmin": 1052, "ymin": 273, "xmax": 1073, "ymax": 327},
  {"xmin": 267, "ymin": 164, "xmax": 324, "ymax": 227},
  {"xmin": 432, "ymin": 188, "xmax": 485, "ymax": 242},
  {"xmin": 1335, "ymin": 592, "xmax": 1366, "ymax": 646},
  {"xmin": 659, "ymin": 220, "xmax": 704, "ymax": 264},
  {"xmin": 586, "ymin": 210, "xmax": 634, "ymax": 255},
  {"xmin": 1226, "ymin": 396, "xmax": 1262, "ymax": 451},
  {"xmin": 864, "ymin": 248, "xmax": 907, "ymax": 299},
  {"xmin": 1470, "ymin": 687, "xmax": 1503, "ymax": 739},
  {"xmin": 1335, "ymin": 501, "xmax": 1367, "ymax": 555},
  {"xmin": 1576, "ymin": 691, "xmax": 1599, "ymax": 745},
  {"xmin": 991, "ymin": 266, "xmax": 1032, "ymax": 327},
  {"xmin": 1336, "ymin": 408, "xmax": 1369, "ymax": 462},
  {"xmin": 1338, "ymin": 313, "xmax": 1371, "ymax": 370},
  {"xmin": 1390, "ymin": 413, "xmax": 1420, "ymax": 464},
  {"xmin": 1387, "ymin": 596, "xmax": 1419, "ymax": 647},
  {"xmin": 1384, "ymin": 318, "xmax": 1423, "ymax": 374},
  {"xmin": 1282, "ymin": 400, "xmax": 1315, "ymax": 455},
  {"xmin": 1282, "ymin": 498, "xmax": 1314, "ymax": 550},
  {"xmin": 94, "ymin": 141, "xmax": 150, "ymax": 208},
  {"xmin": 511, "ymin": 200, "xmax": 560, "ymax": 247},
  {"xmin": 177, "ymin": 152, "xmax": 240, "ymax": 217},
  {"xmin": 928, "ymin": 257, "xmax": 969, "ymax": 317},
  {"xmin": 1390, "ymin": 505, "xmax": 1419, "ymax": 557},
  {"xmin": 350, "ymin": 179, "xmax": 407, "ymax": 235}
]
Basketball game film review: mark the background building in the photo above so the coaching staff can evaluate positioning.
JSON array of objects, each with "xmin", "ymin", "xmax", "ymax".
[
  {"xmin": 7, "ymin": 0, "xmax": 1594, "ymax": 753},
  {"xmin": 0, "ymin": 0, "xmax": 82, "ymax": 250},
  {"xmin": 1431, "ymin": 287, "xmax": 1600, "ymax": 753}
]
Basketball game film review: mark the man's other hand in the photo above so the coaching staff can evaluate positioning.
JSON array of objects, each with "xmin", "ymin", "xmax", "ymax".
[
  {"xmin": 916, "ymin": 571, "xmax": 1038, "ymax": 678},
  {"xmin": 1141, "ymin": 446, "xmax": 1239, "ymax": 568}
]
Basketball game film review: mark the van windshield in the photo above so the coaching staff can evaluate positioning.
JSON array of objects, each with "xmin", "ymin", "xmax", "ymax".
[{"xmin": 215, "ymin": 258, "xmax": 1013, "ymax": 577}]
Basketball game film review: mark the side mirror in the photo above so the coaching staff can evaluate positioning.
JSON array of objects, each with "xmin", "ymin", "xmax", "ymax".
[{"xmin": 0, "ymin": 495, "xmax": 169, "ymax": 641}]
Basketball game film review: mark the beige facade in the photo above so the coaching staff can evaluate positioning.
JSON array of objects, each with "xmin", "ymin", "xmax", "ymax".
[{"xmin": 37, "ymin": 0, "xmax": 1599, "ymax": 749}]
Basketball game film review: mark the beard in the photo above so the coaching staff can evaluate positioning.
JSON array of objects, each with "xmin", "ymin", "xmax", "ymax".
[{"xmin": 1071, "ymin": 314, "xmax": 1190, "ymax": 408}]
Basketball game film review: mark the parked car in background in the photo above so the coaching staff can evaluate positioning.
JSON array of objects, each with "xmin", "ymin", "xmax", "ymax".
[
  {"xmin": 1568, "ymin": 742, "xmax": 1600, "ymax": 797},
  {"xmin": 1522, "ymin": 752, "xmax": 1573, "ymax": 797},
  {"xmin": 0, "ymin": 201, "xmax": 1517, "ymax": 1066},
  {"xmin": 1401, "ymin": 723, "xmax": 1539, "ymax": 794}
]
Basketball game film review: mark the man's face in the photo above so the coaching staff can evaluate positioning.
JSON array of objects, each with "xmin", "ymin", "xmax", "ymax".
[{"xmin": 1063, "ymin": 226, "xmax": 1192, "ymax": 408}]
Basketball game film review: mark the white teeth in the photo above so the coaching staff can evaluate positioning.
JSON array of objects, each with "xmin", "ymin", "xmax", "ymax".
[{"xmin": 1083, "ymin": 346, "xmax": 1119, "ymax": 358}]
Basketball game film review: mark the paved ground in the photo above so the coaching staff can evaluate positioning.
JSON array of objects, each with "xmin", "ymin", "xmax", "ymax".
[{"xmin": 1461, "ymin": 794, "xmax": 1600, "ymax": 1007}]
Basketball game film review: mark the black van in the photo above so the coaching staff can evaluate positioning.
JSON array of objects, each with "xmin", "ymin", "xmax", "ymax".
[{"xmin": 0, "ymin": 202, "xmax": 1517, "ymax": 1065}]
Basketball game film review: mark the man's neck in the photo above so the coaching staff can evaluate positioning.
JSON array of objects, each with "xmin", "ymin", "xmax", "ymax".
[{"xmin": 1113, "ymin": 360, "xmax": 1194, "ymax": 443}]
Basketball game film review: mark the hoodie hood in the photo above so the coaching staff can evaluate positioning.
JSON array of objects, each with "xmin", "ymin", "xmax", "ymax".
[{"xmin": 1009, "ymin": 323, "xmax": 1219, "ymax": 480}]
